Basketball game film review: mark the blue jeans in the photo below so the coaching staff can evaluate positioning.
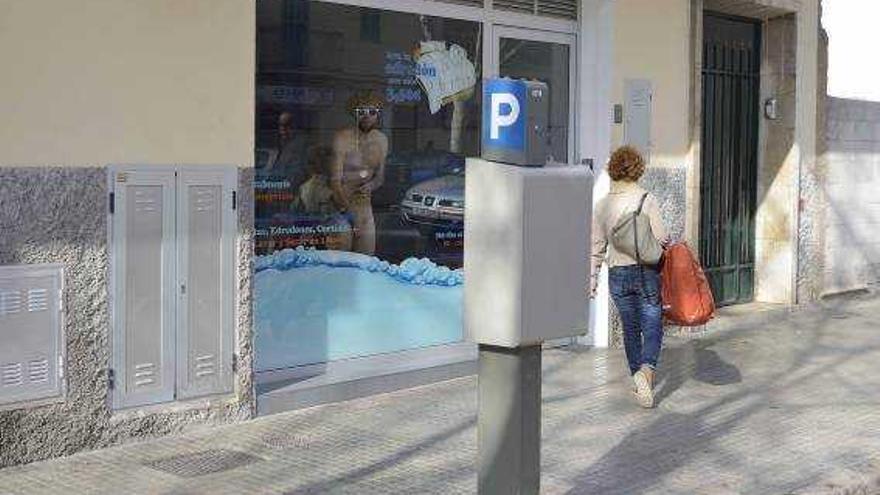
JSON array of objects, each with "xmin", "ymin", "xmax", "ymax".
[{"xmin": 609, "ymin": 265, "xmax": 663, "ymax": 375}]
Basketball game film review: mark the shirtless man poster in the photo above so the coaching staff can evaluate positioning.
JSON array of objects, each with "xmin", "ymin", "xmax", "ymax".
[{"xmin": 331, "ymin": 92, "xmax": 389, "ymax": 255}]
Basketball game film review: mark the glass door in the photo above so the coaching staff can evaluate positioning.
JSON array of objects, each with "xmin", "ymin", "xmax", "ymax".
[{"xmin": 490, "ymin": 26, "xmax": 576, "ymax": 164}]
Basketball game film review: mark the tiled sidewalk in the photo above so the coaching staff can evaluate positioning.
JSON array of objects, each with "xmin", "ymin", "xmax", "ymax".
[{"xmin": 2, "ymin": 296, "xmax": 880, "ymax": 494}]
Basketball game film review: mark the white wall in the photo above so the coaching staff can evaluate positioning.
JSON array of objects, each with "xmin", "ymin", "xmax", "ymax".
[
  {"xmin": 0, "ymin": 0, "xmax": 255, "ymax": 168},
  {"xmin": 820, "ymin": 0, "xmax": 880, "ymax": 292},
  {"xmin": 823, "ymin": 98, "xmax": 880, "ymax": 292}
]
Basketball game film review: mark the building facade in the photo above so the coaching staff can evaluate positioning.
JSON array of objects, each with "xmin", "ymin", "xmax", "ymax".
[
  {"xmin": 595, "ymin": 0, "xmax": 825, "ymax": 345},
  {"xmin": 0, "ymin": 0, "xmax": 843, "ymax": 467}
]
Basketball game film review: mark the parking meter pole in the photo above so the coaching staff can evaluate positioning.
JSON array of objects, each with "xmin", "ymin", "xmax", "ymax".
[{"xmin": 478, "ymin": 344, "xmax": 541, "ymax": 495}]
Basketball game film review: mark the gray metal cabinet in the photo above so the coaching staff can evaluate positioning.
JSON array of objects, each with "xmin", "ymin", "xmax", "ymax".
[
  {"xmin": 0, "ymin": 264, "xmax": 64, "ymax": 406},
  {"xmin": 109, "ymin": 166, "xmax": 237, "ymax": 409},
  {"xmin": 110, "ymin": 170, "xmax": 177, "ymax": 408},
  {"xmin": 175, "ymin": 170, "xmax": 236, "ymax": 400}
]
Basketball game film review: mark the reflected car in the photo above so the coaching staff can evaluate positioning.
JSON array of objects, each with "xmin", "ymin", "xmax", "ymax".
[
  {"xmin": 399, "ymin": 169, "xmax": 464, "ymax": 226},
  {"xmin": 373, "ymin": 150, "xmax": 458, "ymax": 206}
]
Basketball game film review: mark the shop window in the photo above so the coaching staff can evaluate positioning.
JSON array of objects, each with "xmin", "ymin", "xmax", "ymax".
[
  {"xmin": 255, "ymin": 1, "xmax": 481, "ymax": 372},
  {"xmin": 109, "ymin": 166, "xmax": 237, "ymax": 409}
]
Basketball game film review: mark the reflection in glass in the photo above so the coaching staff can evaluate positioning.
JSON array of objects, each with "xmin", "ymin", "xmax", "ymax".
[
  {"xmin": 499, "ymin": 38, "xmax": 570, "ymax": 163},
  {"xmin": 254, "ymin": 1, "xmax": 480, "ymax": 370}
]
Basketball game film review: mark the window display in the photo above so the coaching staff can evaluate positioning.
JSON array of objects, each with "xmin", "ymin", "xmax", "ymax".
[{"xmin": 255, "ymin": 0, "xmax": 481, "ymax": 371}]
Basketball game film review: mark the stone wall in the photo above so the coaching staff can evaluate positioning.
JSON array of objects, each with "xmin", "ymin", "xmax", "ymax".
[
  {"xmin": 0, "ymin": 167, "xmax": 254, "ymax": 467},
  {"xmin": 822, "ymin": 98, "xmax": 880, "ymax": 293},
  {"xmin": 795, "ymin": 15, "xmax": 828, "ymax": 304},
  {"xmin": 820, "ymin": 8, "xmax": 880, "ymax": 295},
  {"xmin": 642, "ymin": 167, "xmax": 688, "ymax": 241}
]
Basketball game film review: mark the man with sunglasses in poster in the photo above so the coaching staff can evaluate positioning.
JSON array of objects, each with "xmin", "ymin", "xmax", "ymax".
[{"xmin": 331, "ymin": 91, "xmax": 389, "ymax": 255}]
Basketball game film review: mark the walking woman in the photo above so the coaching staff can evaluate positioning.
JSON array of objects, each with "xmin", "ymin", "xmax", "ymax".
[{"xmin": 590, "ymin": 146, "xmax": 669, "ymax": 408}]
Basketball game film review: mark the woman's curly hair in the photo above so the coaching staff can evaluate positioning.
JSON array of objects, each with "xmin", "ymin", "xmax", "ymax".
[{"xmin": 607, "ymin": 145, "xmax": 645, "ymax": 182}]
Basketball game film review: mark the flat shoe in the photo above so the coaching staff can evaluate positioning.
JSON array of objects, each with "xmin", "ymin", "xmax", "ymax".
[{"xmin": 633, "ymin": 370, "xmax": 655, "ymax": 408}]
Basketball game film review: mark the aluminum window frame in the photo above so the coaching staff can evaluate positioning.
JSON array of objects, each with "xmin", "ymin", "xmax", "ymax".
[{"xmin": 315, "ymin": 0, "xmax": 578, "ymax": 34}]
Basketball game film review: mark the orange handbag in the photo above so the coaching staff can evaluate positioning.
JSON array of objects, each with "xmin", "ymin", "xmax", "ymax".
[{"xmin": 660, "ymin": 242, "xmax": 716, "ymax": 326}]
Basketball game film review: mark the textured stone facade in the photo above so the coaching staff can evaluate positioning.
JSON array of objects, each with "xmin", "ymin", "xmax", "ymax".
[
  {"xmin": 795, "ymin": 17, "xmax": 828, "ymax": 304},
  {"xmin": 641, "ymin": 167, "xmax": 688, "ymax": 241},
  {"xmin": 0, "ymin": 167, "xmax": 254, "ymax": 468}
]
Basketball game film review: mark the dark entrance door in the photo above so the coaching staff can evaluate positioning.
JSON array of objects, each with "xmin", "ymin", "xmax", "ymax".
[{"xmin": 700, "ymin": 13, "xmax": 761, "ymax": 306}]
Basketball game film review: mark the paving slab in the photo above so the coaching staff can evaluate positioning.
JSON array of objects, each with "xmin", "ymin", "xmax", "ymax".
[{"xmin": 1, "ymin": 295, "xmax": 879, "ymax": 494}]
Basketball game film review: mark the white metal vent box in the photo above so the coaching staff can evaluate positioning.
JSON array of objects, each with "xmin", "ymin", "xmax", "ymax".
[
  {"xmin": 464, "ymin": 158, "xmax": 592, "ymax": 347},
  {"xmin": 0, "ymin": 263, "xmax": 64, "ymax": 406}
]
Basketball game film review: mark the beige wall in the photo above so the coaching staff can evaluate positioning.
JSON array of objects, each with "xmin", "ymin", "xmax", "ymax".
[
  {"xmin": 0, "ymin": 0, "xmax": 255, "ymax": 168},
  {"xmin": 754, "ymin": 15, "xmax": 798, "ymax": 303},
  {"xmin": 610, "ymin": 0, "xmax": 692, "ymax": 168}
]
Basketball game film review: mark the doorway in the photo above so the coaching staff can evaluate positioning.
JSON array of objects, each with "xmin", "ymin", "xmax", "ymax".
[{"xmin": 700, "ymin": 13, "xmax": 761, "ymax": 306}]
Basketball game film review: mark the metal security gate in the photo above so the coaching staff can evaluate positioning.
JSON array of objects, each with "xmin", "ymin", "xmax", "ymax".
[{"xmin": 700, "ymin": 13, "xmax": 760, "ymax": 306}]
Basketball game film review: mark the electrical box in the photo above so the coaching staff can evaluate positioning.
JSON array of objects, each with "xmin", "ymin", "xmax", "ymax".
[
  {"xmin": 109, "ymin": 165, "xmax": 237, "ymax": 409},
  {"xmin": 464, "ymin": 158, "xmax": 592, "ymax": 347},
  {"xmin": 481, "ymin": 78, "xmax": 550, "ymax": 167},
  {"xmin": 624, "ymin": 79, "xmax": 652, "ymax": 159},
  {"xmin": 0, "ymin": 264, "xmax": 64, "ymax": 406}
]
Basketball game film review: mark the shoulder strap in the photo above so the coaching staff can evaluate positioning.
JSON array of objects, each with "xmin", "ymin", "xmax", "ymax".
[
  {"xmin": 635, "ymin": 192, "xmax": 649, "ymax": 215},
  {"xmin": 633, "ymin": 192, "xmax": 650, "ymax": 266}
]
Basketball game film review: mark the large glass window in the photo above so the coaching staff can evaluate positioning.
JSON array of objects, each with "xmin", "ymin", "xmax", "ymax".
[{"xmin": 254, "ymin": 0, "xmax": 481, "ymax": 371}]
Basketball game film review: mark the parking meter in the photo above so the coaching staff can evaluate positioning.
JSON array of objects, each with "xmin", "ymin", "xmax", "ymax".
[
  {"xmin": 464, "ymin": 158, "xmax": 591, "ymax": 346},
  {"xmin": 467, "ymin": 77, "xmax": 592, "ymax": 495},
  {"xmin": 481, "ymin": 78, "xmax": 550, "ymax": 167}
]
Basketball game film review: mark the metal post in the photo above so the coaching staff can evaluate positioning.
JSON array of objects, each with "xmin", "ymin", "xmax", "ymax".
[{"xmin": 478, "ymin": 344, "xmax": 541, "ymax": 495}]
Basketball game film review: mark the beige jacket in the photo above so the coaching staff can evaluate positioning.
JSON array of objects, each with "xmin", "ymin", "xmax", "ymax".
[{"xmin": 590, "ymin": 180, "xmax": 668, "ymax": 292}]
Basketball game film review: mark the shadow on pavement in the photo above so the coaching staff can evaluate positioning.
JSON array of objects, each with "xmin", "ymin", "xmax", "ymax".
[
  {"xmin": 693, "ymin": 348, "xmax": 742, "ymax": 386},
  {"xmin": 563, "ymin": 296, "xmax": 880, "ymax": 494}
]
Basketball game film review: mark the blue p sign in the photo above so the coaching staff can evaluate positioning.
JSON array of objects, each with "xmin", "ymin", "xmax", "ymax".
[
  {"xmin": 482, "ymin": 78, "xmax": 526, "ymax": 153},
  {"xmin": 490, "ymin": 93, "xmax": 520, "ymax": 139}
]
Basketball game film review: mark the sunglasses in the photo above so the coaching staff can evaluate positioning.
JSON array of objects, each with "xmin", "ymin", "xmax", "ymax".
[{"xmin": 355, "ymin": 107, "xmax": 382, "ymax": 117}]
